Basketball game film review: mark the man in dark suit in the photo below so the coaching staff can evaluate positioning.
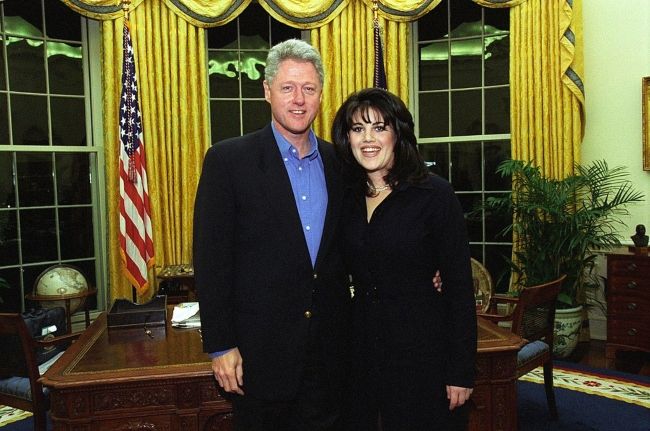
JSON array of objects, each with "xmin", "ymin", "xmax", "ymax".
[{"xmin": 193, "ymin": 39, "xmax": 350, "ymax": 431}]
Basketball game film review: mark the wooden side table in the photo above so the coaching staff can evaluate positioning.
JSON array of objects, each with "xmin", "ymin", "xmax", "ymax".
[
  {"xmin": 26, "ymin": 288, "xmax": 97, "ymax": 334},
  {"xmin": 605, "ymin": 249, "xmax": 650, "ymax": 367}
]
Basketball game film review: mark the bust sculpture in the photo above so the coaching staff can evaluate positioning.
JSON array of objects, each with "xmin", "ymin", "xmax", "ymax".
[{"xmin": 631, "ymin": 224, "xmax": 649, "ymax": 248}]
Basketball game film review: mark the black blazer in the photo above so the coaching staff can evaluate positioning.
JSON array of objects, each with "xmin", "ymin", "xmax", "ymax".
[{"xmin": 193, "ymin": 124, "xmax": 350, "ymax": 400}]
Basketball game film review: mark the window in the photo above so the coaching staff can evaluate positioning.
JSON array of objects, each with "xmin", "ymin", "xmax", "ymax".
[
  {"xmin": 0, "ymin": 0, "xmax": 102, "ymax": 313},
  {"xmin": 413, "ymin": 0, "xmax": 512, "ymax": 291},
  {"xmin": 206, "ymin": 2, "xmax": 302, "ymax": 143}
]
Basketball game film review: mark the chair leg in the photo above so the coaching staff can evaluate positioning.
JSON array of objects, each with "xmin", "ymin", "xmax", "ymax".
[
  {"xmin": 34, "ymin": 410, "xmax": 47, "ymax": 431},
  {"xmin": 543, "ymin": 360, "xmax": 558, "ymax": 420}
]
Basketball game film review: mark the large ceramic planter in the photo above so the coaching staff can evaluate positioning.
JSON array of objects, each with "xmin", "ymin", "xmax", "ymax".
[{"xmin": 553, "ymin": 305, "xmax": 583, "ymax": 358}]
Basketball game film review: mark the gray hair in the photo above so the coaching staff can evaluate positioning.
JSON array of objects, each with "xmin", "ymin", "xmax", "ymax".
[{"xmin": 265, "ymin": 39, "xmax": 325, "ymax": 86}]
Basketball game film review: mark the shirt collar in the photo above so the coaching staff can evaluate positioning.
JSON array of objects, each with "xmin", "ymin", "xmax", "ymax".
[{"xmin": 271, "ymin": 122, "xmax": 319, "ymax": 161}]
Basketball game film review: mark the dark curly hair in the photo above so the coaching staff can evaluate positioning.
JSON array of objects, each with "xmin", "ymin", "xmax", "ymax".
[{"xmin": 331, "ymin": 88, "xmax": 429, "ymax": 196}]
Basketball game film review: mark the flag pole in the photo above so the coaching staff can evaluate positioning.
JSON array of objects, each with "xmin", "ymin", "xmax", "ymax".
[{"xmin": 372, "ymin": 0, "xmax": 387, "ymax": 90}]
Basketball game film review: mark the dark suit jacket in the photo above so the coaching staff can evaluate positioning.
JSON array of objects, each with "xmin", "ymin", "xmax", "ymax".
[{"xmin": 193, "ymin": 124, "xmax": 350, "ymax": 400}]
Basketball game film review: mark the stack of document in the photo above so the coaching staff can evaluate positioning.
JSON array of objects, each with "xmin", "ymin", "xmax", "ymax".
[{"xmin": 171, "ymin": 302, "xmax": 201, "ymax": 328}]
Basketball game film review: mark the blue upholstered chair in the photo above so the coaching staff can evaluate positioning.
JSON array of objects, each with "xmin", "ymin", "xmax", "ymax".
[
  {"xmin": 0, "ymin": 312, "xmax": 79, "ymax": 431},
  {"xmin": 478, "ymin": 275, "xmax": 566, "ymax": 420}
]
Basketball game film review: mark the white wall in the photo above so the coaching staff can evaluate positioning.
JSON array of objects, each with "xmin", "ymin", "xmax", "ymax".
[
  {"xmin": 582, "ymin": 0, "xmax": 650, "ymax": 236},
  {"xmin": 581, "ymin": 1, "xmax": 650, "ymax": 339}
]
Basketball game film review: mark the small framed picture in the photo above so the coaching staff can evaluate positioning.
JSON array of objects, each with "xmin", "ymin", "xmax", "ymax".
[{"xmin": 642, "ymin": 77, "xmax": 650, "ymax": 170}]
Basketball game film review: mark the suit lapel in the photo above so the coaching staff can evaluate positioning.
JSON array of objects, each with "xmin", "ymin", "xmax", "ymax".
[
  {"xmin": 256, "ymin": 125, "xmax": 312, "ymax": 266},
  {"xmin": 315, "ymin": 140, "xmax": 342, "ymax": 270}
]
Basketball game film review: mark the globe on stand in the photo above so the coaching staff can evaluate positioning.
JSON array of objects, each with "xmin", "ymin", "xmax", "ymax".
[{"xmin": 34, "ymin": 265, "xmax": 89, "ymax": 314}]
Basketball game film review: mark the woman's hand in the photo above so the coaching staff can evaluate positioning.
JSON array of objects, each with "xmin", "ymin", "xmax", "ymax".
[
  {"xmin": 446, "ymin": 385, "xmax": 473, "ymax": 410},
  {"xmin": 433, "ymin": 270, "xmax": 442, "ymax": 292}
]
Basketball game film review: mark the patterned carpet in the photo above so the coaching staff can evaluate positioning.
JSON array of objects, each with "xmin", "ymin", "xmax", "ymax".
[
  {"xmin": 0, "ymin": 406, "xmax": 31, "ymax": 428},
  {"xmin": 1, "ymin": 364, "xmax": 649, "ymax": 429},
  {"xmin": 520, "ymin": 363, "xmax": 650, "ymax": 409}
]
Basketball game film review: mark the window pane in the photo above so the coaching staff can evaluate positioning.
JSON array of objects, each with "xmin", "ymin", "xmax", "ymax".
[
  {"xmin": 48, "ymin": 42, "xmax": 84, "ymax": 95},
  {"xmin": 451, "ymin": 89, "xmax": 480, "ymax": 136},
  {"xmin": 417, "ymin": 0, "xmax": 448, "ymax": 41},
  {"xmin": 419, "ymin": 41, "xmax": 448, "ymax": 91},
  {"xmin": 59, "ymin": 206, "xmax": 94, "ymax": 259},
  {"xmin": 20, "ymin": 208, "xmax": 57, "ymax": 263},
  {"xmin": 0, "ymin": 153, "xmax": 15, "ymax": 207},
  {"xmin": 0, "ymin": 36, "xmax": 5, "ymax": 90},
  {"xmin": 44, "ymin": 0, "xmax": 81, "ymax": 41},
  {"xmin": 0, "ymin": 267, "xmax": 22, "ymax": 312},
  {"xmin": 7, "ymin": 37, "xmax": 46, "ymax": 93},
  {"xmin": 23, "ymin": 263, "xmax": 51, "ymax": 295},
  {"xmin": 419, "ymin": 143, "xmax": 449, "ymax": 180},
  {"xmin": 271, "ymin": 18, "xmax": 301, "ymax": 44},
  {"xmin": 3, "ymin": 1, "xmax": 43, "ymax": 36},
  {"xmin": 418, "ymin": 92, "xmax": 448, "ymax": 137},
  {"xmin": 451, "ymin": 141, "xmax": 481, "ymax": 191},
  {"xmin": 485, "ymin": 87, "xmax": 510, "ymax": 134},
  {"xmin": 16, "ymin": 152, "xmax": 53, "ymax": 206},
  {"xmin": 242, "ymin": 101, "xmax": 270, "ymax": 134},
  {"xmin": 486, "ymin": 244, "xmax": 512, "ymax": 293},
  {"xmin": 457, "ymin": 193, "xmax": 481, "ymax": 242},
  {"xmin": 0, "ymin": 210, "xmax": 19, "ymax": 265},
  {"xmin": 485, "ymin": 34, "xmax": 509, "ymax": 86},
  {"xmin": 209, "ymin": 51, "xmax": 240, "ymax": 98},
  {"xmin": 450, "ymin": 38, "xmax": 481, "ymax": 89},
  {"xmin": 485, "ymin": 8, "xmax": 509, "ymax": 34},
  {"xmin": 51, "ymin": 97, "xmax": 86, "ymax": 146},
  {"xmin": 484, "ymin": 140, "xmax": 510, "ymax": 191},
  {"xmin": 485, "ymin": 192, "xmax": 511, "ymax": 243},
  {"xmin": 211, "ymin": 100, "xmax": 240, "ymax": 142},
  {"xmin": 0, "ymin": 94, "xmax": 9, "ymax": 145},
  {"xmin": 56, "ymin": 153, "xmax": 91, "ymax": 205},
  {"xmin": 207, "ymin": 21, "xmax": 237, "ymax": 49},
  {"xmin": 240, "ymin": 4, "xmax": 269, "ymax": 46},
  {"xmin": 11, "ymin": 94, "xmax": 48, "ymax": 146},
  {"xmin": 449, "ymin": 1, "xmax": 481, "ymax": 33},
  {"xmin": 240, "ymin": 50, "xmax": 266, "ymax": 98}
]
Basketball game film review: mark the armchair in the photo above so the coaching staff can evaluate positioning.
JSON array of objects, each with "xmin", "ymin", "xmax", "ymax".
[
  {"xmin": 470, "ymin": 258, "xmax": 493, "ymax": 312},
  {"xmin": 478, "ymin": 275, "xmax": 566, "ymax": 420},
  {"xmin": 0, "ymin": 312, "xmax": 80, "ymax": 431}
]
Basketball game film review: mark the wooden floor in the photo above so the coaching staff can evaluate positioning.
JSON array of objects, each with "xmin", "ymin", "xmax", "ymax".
[{"xmin": 568, "ymin": 340, "xmax": 650, "ymax": 377}]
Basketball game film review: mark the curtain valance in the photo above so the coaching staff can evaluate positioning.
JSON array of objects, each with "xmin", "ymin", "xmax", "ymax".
[
  {"xmin": 472, "ymin": 0, "xmax": 528, "ymax": 8},
  {"xmin": 64, "ymin": 0, "xmax": 520, "ymax": 26}
]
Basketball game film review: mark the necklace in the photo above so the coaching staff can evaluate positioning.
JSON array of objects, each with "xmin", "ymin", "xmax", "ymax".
[{"xmin": 367, "ymin": 181, "xmax": 391, "ymax": 193}]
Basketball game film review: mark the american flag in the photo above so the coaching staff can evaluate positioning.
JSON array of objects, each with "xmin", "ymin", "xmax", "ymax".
[{"xmin": 119, "ymin": 20, "xmax": 154, "ymax": 294}]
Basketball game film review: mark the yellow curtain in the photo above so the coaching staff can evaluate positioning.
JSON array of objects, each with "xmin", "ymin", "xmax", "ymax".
[
  {"xmin": 510, "ymin": 0, "xmax": 584, "ymax": 178},
  {"xmin": 103, "ymin": 2, "xmax": 209, "ymax": 301},
  {"xmin": 311, "ymin": 2, "xmax": 410, "ymax": 141}
]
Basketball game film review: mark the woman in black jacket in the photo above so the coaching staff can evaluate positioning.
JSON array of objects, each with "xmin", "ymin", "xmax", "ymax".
[{"xmin": 332, "ymin": 88, "xmax": 477, "ymax": 431}]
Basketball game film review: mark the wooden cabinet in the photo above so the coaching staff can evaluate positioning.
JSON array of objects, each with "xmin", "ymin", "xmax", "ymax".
[{"xmin": 605, "ymin": 250, "xmax": 650, "ymax": 366}]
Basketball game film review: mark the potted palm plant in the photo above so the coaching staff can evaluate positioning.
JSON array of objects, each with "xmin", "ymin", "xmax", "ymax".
[{"xmin": 483, "ymin": 159, "xmax": 644, "ymax": 357}]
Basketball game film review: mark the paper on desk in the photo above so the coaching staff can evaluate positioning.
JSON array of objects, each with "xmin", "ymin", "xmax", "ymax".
[{"xmin": 171, "ymin": 302, "xmax": 201, "ymax": 327}]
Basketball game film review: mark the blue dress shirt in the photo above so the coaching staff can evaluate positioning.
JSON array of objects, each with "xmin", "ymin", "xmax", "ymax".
[{"xmin": 209, "ymin": 123, "xmax": 328, "ymax": 359}]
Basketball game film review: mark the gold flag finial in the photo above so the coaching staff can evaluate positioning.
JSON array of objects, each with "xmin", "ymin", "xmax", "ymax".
[
  {"xmin": 372, "ymin": 0, "xmax": 379, "ymax": 20},
  {"xmin": 122, "ymin": 0, "xmax": 131, "ymax": 18}
]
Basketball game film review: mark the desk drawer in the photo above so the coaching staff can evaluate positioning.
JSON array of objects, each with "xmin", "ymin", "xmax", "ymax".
[{"xmin": 608, "ymin": 257, "xmax": 650, "ymax": 276}]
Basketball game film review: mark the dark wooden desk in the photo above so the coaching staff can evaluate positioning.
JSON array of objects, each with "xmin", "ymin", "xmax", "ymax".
[
  {"xmin": 471, "ymin": 318, "xmax": 525, "ymax": 431},
  {"xmin": 42, "ymin": 310, "xmax": 230, "ymax": 431},
  {"xmin": 157, "ymin": 265, "xmax": 195, "ymax": 304},
  {"xmin": 43, "ymin": 313, "xmax": 522, "ymax": 431}
]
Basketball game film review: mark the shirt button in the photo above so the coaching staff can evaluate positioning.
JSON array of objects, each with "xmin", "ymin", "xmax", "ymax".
[
  {"xmin": 301, "ymin": 195, "xmax": 307, "ymax": 200},
  {"xmin": 305, "ymin": 225, "xmax": 311, "ymax": 231},
  {"xmin": 283, "ymin": 157, "xmax": 288, "ymax": 162},
  {"xmin": 298, "ymin": 166, "xmax": 303, "ymax": 171},
  {"xmin": 313, "ymin": 273, "xmax": 318, "ymax": 279},
  {"xmin": 304, "ymin": 311, "xmax": 312, "ymax": 319}
]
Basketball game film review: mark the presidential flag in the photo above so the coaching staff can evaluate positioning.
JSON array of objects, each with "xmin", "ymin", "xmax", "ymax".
[
  {"xmin": 373, "ymin": 17, "xmax": 387, "ymax": 90},
  {"xmin": 119, "ymin": 20, "xmax": 154, "ymax": 294}
]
